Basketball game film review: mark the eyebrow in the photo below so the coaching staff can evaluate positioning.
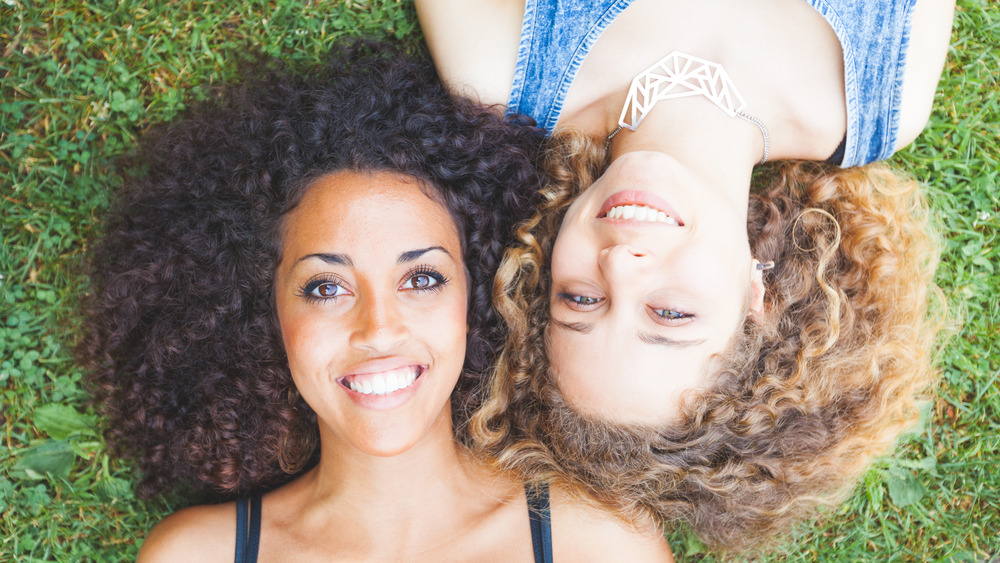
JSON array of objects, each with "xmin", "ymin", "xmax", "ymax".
[
  {"xmin": 294, "ymin": 246, "xmax": 450, "ymax": 268},
  {"xmin": 637, "ymin": 331, "xmax": 707, "ymax": 349},
  {"xmin": 296, "ymin": 253, "xmax": 352, "ymax": 267},
  {"xmin": 397, "ymin": 246, "xmax": 449, "ymax": 264},
  {"xmin": 551, "ymin": 318, "xmax": 706, "ymax": 349},
  {"xmin": 551, "ymin": 318, "xmax": 594, "ymax": 334}
]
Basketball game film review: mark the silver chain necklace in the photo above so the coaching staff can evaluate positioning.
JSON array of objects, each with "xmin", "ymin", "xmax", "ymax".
[{"xmin": 606, "ymin": 51, "xmax": 770, "ymax": 165}]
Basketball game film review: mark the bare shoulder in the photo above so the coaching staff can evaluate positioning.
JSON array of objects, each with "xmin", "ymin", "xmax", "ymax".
[
  {"xmin": 896, "ymin": 0, "xmax": 957, "ymax": 150},
  {"xmin": 549, "ymin": 486, "xmax": 674, "ymax": 562},
  {"xmin": 137, "ymin": 501, "xmax": 236, "ymax": 563},
  {"xmin": 415, "ymin": 0, "xmax": 524, "ymax": 106}
]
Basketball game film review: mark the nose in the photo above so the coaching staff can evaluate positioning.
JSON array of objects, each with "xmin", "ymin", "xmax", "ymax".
[
  {"xmin": 598, "ymin": 244, "xmax": 651, "ymax": 284},
  {"xmin": 349, "ymin": 291, "xmax": 409, "ymax": 353}
]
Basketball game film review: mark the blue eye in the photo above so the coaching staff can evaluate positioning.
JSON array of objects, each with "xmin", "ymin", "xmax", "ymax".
[
  {"xmin": 297, "ymin": 278, "xmax": 349, "ymax": 302},
  {"xmin": 400, "ymin": 267, "xmax": 448, "ymax": 292},
  {"xmin": 651, "ymin": 308, "xmax": 694, "ymax": 324},
  {"xmin": 558, "ymin": 293, "xmax": 604, "ymax": 309}
]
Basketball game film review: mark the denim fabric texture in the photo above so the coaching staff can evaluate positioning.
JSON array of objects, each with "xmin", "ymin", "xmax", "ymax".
[
  {"xmin": 506, "ymin": 0, "xmax": 635, "ymax": 132},
  {"xmin": 506, "ymin": 0, "xmax": 918, "ymax": 167}
]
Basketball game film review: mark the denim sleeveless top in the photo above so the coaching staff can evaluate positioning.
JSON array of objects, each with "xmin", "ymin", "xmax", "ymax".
[{"xmin": 506, "ymin": 0, "xmax": 918, "ymax": 167}]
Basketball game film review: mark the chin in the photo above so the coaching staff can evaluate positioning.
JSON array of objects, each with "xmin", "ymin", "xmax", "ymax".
[
  {"xmin": 349, "ymin": 431, "xmax": 425, "ymax": 458},
  {"xmin": 342, "ymin": 411, "xmax": 451, "ymax": 458}
]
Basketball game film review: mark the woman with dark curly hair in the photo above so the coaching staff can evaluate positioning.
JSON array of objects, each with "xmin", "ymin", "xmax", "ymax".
[
  {"xmin": 79, "ymin": 43, "xmax": 672, "ymax": 560},
  {"xmin": 416, "ymin": 0, "xmax": 950, "ymax": 552}
]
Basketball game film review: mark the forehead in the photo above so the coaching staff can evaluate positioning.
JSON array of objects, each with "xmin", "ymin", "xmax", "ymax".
[
  {"xmin": 296, "ymin": 170, "xmax": 440, "ymax": 219},
  {"xmin": 284, "ymin": 171, "xmax": 458, "ymax": 246}
]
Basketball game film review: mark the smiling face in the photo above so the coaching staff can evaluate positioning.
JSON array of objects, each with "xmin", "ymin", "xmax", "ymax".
[
  {"xmin": 274, "ymin": 171, "xmax": 468, "ymax": 457},
  {"xmin": 548, "ymin": 151, "xmax": 765, "ymax": 425}
]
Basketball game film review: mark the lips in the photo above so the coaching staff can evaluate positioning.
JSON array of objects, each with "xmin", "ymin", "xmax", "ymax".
[{"xmin": 597, "ymin": 190, "xmax": 684, "ymax": 226}]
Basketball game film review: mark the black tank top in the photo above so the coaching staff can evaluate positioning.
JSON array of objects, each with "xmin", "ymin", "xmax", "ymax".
[{"xmin": 234, "ymin": 482, "xmax": 554, "ymax": 562}]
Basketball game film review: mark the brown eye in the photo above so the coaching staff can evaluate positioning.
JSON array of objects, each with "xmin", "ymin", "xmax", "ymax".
[
  {"xmin": 316, "ymin": 282, "xmax": 341, "ymax": 297},
  {"xmin": 401, "ymin": 269, "xmax": 446, "ymax": 291},
  {"xmin": 410, "ymin": 274, "xmax": 433, "ymax": 289},
  {"xmin": 297, "ymin": 278, "xmax": 349, "ymax": 301}
]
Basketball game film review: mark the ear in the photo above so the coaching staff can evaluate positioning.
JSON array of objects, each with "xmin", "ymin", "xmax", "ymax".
[{"xmin": 748, "ymin": 259, "xmax": 769, "ymax": 323}]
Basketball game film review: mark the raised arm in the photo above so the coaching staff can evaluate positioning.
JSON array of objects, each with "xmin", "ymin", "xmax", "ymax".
[
  {"xmin": 415, "ymin": 0, "xmax": 524, "ymax": 107},
  {"xmin": 896, "ymin": 0, "xmax": 956, "ymax": 150}
]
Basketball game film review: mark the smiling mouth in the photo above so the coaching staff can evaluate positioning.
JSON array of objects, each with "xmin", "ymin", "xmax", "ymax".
[
  {"xmin": 602, "ymin": 204, "xmax": 680, "ymax": 225},
  {"xmin": 339, "ymin": 366, "xmax": 424, "ymax": 396}
]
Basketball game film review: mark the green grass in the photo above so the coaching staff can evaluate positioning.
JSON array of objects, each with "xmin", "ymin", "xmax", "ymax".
[{"xmin": 1, "ymin": 0, "xmax": 996, "ymax": 560}]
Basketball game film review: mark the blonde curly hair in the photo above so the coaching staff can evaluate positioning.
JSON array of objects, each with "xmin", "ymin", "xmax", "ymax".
[{"xmin": 468, "ymin": 131, "xmax": 943, "ymax": 551}]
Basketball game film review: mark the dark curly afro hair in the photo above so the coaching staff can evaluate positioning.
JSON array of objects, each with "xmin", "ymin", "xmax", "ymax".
[{"xmin": 78, "ymin": 40, "xmax": 543, "ymax": 498}]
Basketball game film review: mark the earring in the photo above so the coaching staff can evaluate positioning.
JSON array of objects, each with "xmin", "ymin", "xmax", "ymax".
[{"xmin": 755, "ymin": 260, "xmax": 775, "ymax": 271}]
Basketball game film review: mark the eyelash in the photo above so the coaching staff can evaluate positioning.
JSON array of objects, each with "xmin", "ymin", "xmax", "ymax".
[
  {"xmin": 650, "ymin": 307, "xmax": 695, "ymax": 325},
  {"xmin": 557, "ymin": 292, "xmax": 603, "ymax": 310},
  {"xmin": 295, "ymin": 265, "xmax": 450, "ymax": 304},
  {"xmin": 401, "ymin": 265, "xmax": 449, "ymax": 292},
  {"xmin": 559, "ymin": 292, "xmax": 695, "ymax": 325},
  {"xmin": 296, "ymin": 275, "xmax": 349, "ymax": 304}
]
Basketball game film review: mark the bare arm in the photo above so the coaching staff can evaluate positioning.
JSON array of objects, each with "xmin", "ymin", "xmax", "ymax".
[
  {"xmin": 896, "ymin": 0, "xmax": 957, "ymax": 150},
  {"xmin": 550, "ymin": 486, "xmax": 676, "ymax": 562},
  {"xmin": 415, "ymin": 0, "xmax": 524, "ymax": 107},
  {"xmin": 137, "ymin": 503, "xmax": 236, "ymax": 563}
]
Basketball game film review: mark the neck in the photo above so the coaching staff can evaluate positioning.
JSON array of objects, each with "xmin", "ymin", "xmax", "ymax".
[
  {"xmin": 284, "ymin": 405, "xmax": 506, "ymax": 553},
  {"xmin": 608, "ymin": 97, "xmax": 759, "ymax": 215}
]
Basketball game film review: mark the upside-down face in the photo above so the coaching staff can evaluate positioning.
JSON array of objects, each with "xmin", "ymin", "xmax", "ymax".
[{"xmin": 548, "ymin": 151, "xmax": 765, "ymax": 424}]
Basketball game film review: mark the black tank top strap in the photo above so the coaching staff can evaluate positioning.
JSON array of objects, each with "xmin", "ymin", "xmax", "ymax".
[
  {"xmin": 235, "ymin": 488, "xmax": 549, "ymax": 561},
  {"xmin": 526, "ymin": 482, "xmax": 553, "ymax": 563},
  {"xmin": 826, "ymin": 134, "xmax": 848, "ymax": 166},
  {"xmin": 234, "ymin": 494, "xmax": 262, "ymax": 563}
]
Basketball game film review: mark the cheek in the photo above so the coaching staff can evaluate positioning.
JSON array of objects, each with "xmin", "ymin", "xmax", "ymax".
[
  {"xmin": 551, "ymin": 228, "xmax": 593, "ymax": 283},
  {"xmin": 431, "ymin": 296, "xmax": 469, "ymax": 358},
  {"xmin": 277, "ymin": 302, "xmax": 345, "ymax": 380},
  {"xmin": 673, "ymin": 243, "xmax": 750, "ymax": 298},
  {"xmin": 280, "ymin": 316, "xmax": 323, "ymax": 376}
]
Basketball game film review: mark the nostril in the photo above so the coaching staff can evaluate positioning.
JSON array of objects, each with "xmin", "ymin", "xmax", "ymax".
[{"xmin": 600, "ymin": 245, "xmax": 651, "ymax": 268}]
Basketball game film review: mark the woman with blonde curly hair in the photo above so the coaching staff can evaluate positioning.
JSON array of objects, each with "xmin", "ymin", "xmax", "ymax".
[
  {"xmin": 478, "ymin": 134, "xmax": 941, "ymax": 549},
  {"xmin": 416, "ymin": 0, "xmax": 951, "ymax": 550}
]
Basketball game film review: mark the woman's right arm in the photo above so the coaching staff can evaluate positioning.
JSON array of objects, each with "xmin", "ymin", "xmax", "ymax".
[
  {"xmin": 895, "ymin": 0, "xmax": 956, "ymax": 151},
  {"xmin": 137, "ymin": 503, "xmax": 236, "ymax": 562},
  {"xmin": 415, "ymin": 0, "xmax": 524, "ymax": 107}
]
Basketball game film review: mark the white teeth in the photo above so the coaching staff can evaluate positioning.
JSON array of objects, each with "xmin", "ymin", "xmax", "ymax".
[
  {"xmin": 348, "ymin": 367, "xmax": 419, "ymax": 396},
  {"xmin": 384, "ymin": 371, "xmax": 399, "ymax": 393},
  {"xmin": 605, "ymin": 205, "xmax": 678, "ymax": 224}
]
